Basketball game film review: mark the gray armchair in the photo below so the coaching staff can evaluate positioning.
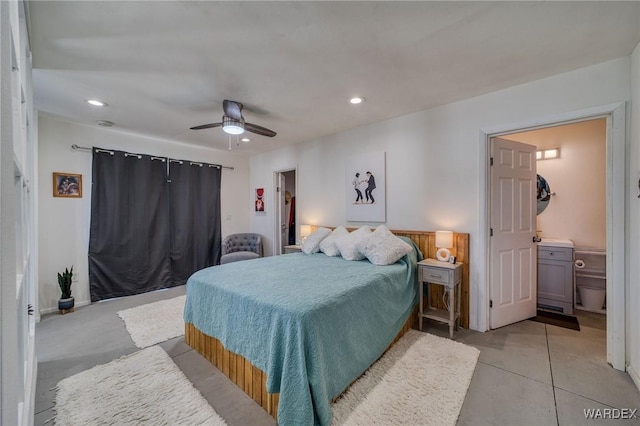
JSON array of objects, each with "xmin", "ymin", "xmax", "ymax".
[{"xmin": 220, "ymin": 233, "xmax": 263, "ymax": 264}]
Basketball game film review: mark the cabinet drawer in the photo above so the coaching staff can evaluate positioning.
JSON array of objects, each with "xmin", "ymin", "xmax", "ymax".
[
  {"xmin": 419, "ymin": 266, "xmax": 452, "ymax": 286},
  {"xmin": 538, "ymin": 246, "xmax": 573, "ymax": 262}
]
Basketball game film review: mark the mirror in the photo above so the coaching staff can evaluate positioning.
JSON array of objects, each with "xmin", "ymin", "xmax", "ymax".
[{"xmin": 537, "ymin": 174, "xmax": 551, "ymax": 215}]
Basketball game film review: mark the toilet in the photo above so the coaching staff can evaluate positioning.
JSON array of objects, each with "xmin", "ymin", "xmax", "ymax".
[
  {"xmin": 577, "ymin": 286, "xmax": 606, "ymax": 311},
  {"xmin": 574, "ymin": 248, "xmax": 606, "ymax": 312}
]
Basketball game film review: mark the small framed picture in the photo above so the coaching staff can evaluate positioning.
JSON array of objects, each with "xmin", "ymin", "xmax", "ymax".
[
  {"xmin": 255, "ymin": 187, "xmax": 264, "ymax": 212},
  {"xmin": 53, "ymin": 172, "xmax": 82, "ymax": 198}
]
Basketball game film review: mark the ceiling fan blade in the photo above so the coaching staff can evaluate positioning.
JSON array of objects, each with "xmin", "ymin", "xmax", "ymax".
[
  {"xmin": 223, "ymin": 99, "xmax": 244, "ymax": 121},
  {"xmin": 245, "ymin": 122, "xmax": 277, "ymax": 137},
  {"xmin": 190, "ymin": 122, "xmax": 222, "ymax": 130}
]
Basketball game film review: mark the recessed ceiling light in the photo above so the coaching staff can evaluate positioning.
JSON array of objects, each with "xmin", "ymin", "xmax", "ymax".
[
  {"xmin": 86, "ymin": 99, "xmax": 108, "ymax": 107},
  {"xmin": 349, "ymin": 97, "xmax": 364, "ymax": 105},
  {"xmin": 97, "ymin": 120, "xmax": 114, "ymax": 127},
  {"xmin": 241, "ymin": 138, "xmax": 250, "ymax": 142}
]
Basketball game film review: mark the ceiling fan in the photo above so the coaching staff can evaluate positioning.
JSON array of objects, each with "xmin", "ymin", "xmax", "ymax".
[{"xmin": 190, "ymin": 99, "xmax": 277, "ymax": 137}]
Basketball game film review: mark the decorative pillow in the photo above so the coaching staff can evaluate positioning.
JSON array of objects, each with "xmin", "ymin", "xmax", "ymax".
[
  {"xmin": 319, "ymin": 226, "xmax": 349, "ymax": 256},
  {"xmin": 334, "ymin": 226, "xmax": 372, "ymax": 261},
  {"xmin": 358, "ymin": 225, "xmax": 413, "ymax": 265},
  {"xmin": 301, "ymin": 227, "xmax": 332, "ymax": 254}
]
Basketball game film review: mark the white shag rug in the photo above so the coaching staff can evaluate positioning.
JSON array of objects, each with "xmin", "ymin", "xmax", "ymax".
[
  {"xmin": 331, "ymin": 329, "xmax": 480, "ymax": 426},
  {"xmin": 53, "ymin": 346, "xmax": 226, "ymax": 426},
  {"xmin": 117, "ymin": 295, "xmax": 186, "ymax": 348}
]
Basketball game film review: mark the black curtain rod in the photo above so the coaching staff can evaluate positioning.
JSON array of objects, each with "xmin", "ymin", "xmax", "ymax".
[{"xmin": 71, "ymin": 144, "xmax": 235, "ymax": 170}]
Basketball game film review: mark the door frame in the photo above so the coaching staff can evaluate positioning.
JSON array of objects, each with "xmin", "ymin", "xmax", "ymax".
[
  {"xmin": 480, "ymin": 102, "xmax": 626, "ymax": 370},
  {"xmin": 272, "ymin": 167, "xmax": 297, "ymax": 255}
]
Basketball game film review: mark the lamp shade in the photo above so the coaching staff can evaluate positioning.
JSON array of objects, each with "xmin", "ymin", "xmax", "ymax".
[
  {"xmin": 435, "ymin": 230, "xmax": 453, "ymax": 248},
  {"xmin": 435, "ymin": 230, "xmax": 454, "ymax": 262},
  {"xmin": 300, "ymin": 225, "xmax": 312, "ymax": 238}
]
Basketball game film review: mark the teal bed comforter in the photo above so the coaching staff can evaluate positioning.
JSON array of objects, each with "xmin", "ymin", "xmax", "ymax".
[{"xmin": 184, "ymin": 242, "xmax": 420, "ymax": 425}]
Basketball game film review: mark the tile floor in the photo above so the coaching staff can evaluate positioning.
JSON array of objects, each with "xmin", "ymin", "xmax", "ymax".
[
  {"xmin": 34, "ymin": 286, "xmax": 640, "ymax": 425},
  {"xmin": 448, "ymin": 313, "xmax": 640, "ymax": 426}
]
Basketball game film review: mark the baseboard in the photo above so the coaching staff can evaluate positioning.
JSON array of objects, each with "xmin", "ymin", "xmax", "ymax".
[
  {"xmin": 628, "ymin": 363, "xmax": 640, "ymax": 392},
  {"xmin": 39, "ymin": 299, "xmax": 91, "ymax": 315}
]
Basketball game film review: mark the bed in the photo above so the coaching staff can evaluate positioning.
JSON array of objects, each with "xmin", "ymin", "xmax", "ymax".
[{"xmin": 184, "ymin": 230, "xmax": 470, "ymax": 425}]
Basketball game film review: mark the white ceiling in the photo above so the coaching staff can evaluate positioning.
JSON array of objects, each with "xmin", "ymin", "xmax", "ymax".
[{"xmin": 28, "ymin": 1, "xmax": 640, "ymax": 154}]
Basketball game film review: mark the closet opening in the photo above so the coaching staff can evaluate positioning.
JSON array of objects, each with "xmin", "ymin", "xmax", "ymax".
[{"xmin": 274, "ymin": 169, "xmax": 297, "ymax": 255}]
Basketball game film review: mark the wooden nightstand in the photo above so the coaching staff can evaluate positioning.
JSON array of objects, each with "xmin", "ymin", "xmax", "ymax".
[
  {"xmin": 418, "ymin": 258, "xmax": 463, "ymax": 338},
  {"xmin": 283, "ymin": 245, "xmax": 302, "ymax": 254}
]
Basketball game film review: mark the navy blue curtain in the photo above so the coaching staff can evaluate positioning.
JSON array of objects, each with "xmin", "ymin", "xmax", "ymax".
[{"xmin": 89, "ymin": 149, "xmax": 221, "ymax": 302}]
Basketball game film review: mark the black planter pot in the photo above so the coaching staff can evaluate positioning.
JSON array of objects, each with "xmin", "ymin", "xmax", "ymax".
[{"xmin": 58, "ymin": 297, "xmax": 75, "ymax": 312}]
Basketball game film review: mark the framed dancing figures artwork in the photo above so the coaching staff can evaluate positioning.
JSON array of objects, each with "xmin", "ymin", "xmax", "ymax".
[
  {"xmin": 53, "ymin": 172, "xmax": 82, "ymax": 198},
  {"xmin": 345, "ymin": 151, "xmax": 386, "ymax": 222}
]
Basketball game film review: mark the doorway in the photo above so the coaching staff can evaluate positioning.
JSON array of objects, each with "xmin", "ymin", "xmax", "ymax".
[
  {"xmin": 274, "ymin": 169, "xmax": 297, "ymax": 255},
  {"xmin": 497, "ymin": 119, "xmax": 607, "ymax": 316},
  {"xmin": 483, "ymin": 102, "xmax": 626, "ymax": 370}
]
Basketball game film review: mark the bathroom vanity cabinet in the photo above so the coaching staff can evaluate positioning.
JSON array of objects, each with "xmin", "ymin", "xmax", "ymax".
[{"xmin": 537, "ymin": 245, "xmax": 574, "ymax": 314}]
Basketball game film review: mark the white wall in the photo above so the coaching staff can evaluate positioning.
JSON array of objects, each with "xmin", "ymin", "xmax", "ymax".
[
  {"xmin": 37, "ymin": 114, "xmax": 251, "ymax": 313},
  {"xmin": 507, "ymin": 119, "xmax": 607, "ymax": 248},
  {"xmin": 627, "ymin": 42, "xmax": 640, "ymax": 390},
  {"xmin": 249, "ymin": 57, "xmax": 631, "ymax": 333}
]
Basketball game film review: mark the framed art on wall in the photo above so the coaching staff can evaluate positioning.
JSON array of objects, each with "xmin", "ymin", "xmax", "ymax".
[
  {"xmin": 345, "ymin": 151, "xmax": 385, "ymax": 222},
  {"xmin": 53, "ymin": 172, "xmax": 82, "ymax": 198},
  {"xmin": 255, "ymin": 187, "xmax": 265, "ymax": 212}
]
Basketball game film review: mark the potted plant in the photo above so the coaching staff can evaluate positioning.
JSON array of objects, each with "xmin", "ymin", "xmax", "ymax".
[{"xmin": 58, "ymin": 266, "xmax": 74, "ymax": 313}]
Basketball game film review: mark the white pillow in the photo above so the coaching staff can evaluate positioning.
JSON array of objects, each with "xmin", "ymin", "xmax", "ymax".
[
  {"xmin": 358, "ymin": 225, "xmax": 413, "ymax": 265},
  {"xmin": 301, "ymin": 227, "xmax": 332, "ymax": 254},
  {"xmin": 319, "ymin": 226, "xmax": 349, "ymax": 256},
  {"xmin": 334, "ymin": 226, "xmax": 371, "ymax": 261}
]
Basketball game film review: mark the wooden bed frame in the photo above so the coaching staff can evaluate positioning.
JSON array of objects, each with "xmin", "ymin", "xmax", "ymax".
[
  {"xmin": 185, "ymin": 229, "xmax": 470, "ymax": 421},
  {"xmin": 185, "ymin": 310, "xmax": 415, "ymax": 422}
]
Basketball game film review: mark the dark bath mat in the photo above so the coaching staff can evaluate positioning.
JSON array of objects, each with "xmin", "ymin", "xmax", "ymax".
[{"xmin": 530, "ymin": 309, "xmax": 580, "ymax": 331}]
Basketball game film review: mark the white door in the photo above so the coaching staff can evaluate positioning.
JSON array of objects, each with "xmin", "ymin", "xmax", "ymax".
[{"xmin": 490, "ymin": 138, "xmax": 537, "ymax": 329}]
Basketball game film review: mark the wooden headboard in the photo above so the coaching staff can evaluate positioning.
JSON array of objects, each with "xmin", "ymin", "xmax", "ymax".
[{"xmin": 313, "ymin": 226, "xmax": 470, "ymax": 329}]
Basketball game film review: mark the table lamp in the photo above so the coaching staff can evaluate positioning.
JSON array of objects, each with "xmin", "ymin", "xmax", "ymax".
[
  {"xmin": 300, "ymin": 225, "xmax": 312, "ymax": 243},
  {"xmin": 435, "ymin": 230, "xmax": 454, "ymax": 262}
]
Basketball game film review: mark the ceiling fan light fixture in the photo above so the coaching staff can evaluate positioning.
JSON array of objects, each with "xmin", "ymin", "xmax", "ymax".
[
  {"xmin": 222, "ymin": 116, "xmax": 245, "ymax": 135},
  {"xmin": 190, "ymin": 100, "xmax": 276, "ymax": 138}
]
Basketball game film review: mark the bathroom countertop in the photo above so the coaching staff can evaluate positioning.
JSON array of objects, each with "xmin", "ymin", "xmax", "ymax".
[{"xmin": 537, "ymin": 238, "xmax": 574, "ymax": 248}]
